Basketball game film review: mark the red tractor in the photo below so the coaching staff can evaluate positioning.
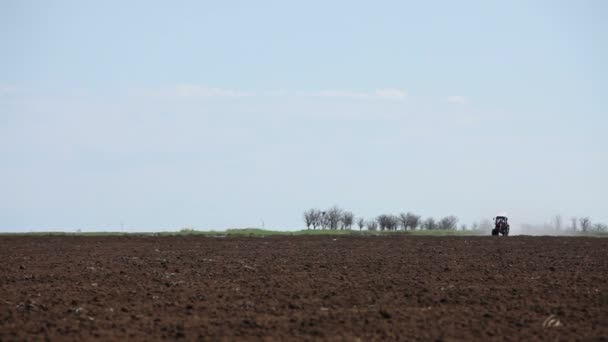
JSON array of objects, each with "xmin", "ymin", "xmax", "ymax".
[{"xmin": 491, "ymin": 216, "xmax": 510, "ymax": 236}]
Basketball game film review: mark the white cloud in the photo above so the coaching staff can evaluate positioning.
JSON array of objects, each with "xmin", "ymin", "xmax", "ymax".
[
  {"xmin": 263, "ymin": 89, "xmax": 289, "ymax": 97},
  {"xmin": 125, "ymin": 85, "xmax": 409, "ymax": 102},
  {"xmin": 309, "ymin": 88, "xmax": 408, "ymax": 101},
  {"xmin": 128, "ymin": 84, "xmax": 255, "ymax": 99},
  {"xmin": 310, "ymin": 90, "xmax": 368, "ymax": 100},
  {"xmin": 446, "ymin": 95, "xmax": 467, "ymax": 104},
  {"xmin": 173, "ymin": 84, "xmax": 254, "ymax": 98},
  {"xmin": 0, "ymin": 85, "xmax": 22, "ymax": 96},
  {"xmin": 374, "ymin": 88, "xmax": 408, "ymax": 100}
]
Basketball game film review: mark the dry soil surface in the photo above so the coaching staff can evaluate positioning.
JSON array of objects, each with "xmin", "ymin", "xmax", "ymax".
[{"xmin": 1, "ymin": 235, "xmax": 607, "ymax": 341}]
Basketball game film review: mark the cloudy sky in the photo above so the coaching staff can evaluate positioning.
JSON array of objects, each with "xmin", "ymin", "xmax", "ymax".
[{"xmin": 1, "ymin": 0, "xmax": 606, "ymax": 231}]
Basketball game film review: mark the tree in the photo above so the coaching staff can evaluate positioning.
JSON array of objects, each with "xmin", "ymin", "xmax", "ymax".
[
  {"xmin": 570, "ymin": 217, "xmax": 578, "ymax": 232},
  {"xmin": 377, "ymin": 214, "xmax": 399, "ymax": 231},
  {"xmin": 471, "ymin": 222, "xmax": 479, "ymax": 231},
  {"xmin": 304, "ymin": 209, "xmax": 323, "ymax": 229},
  {"xmin": 579, "ymin": 217, "xmax": 591, "ymax": 233},
  {"xmin": 366, "ymin": 220, "xmax": 378, "ymax": 231},
  {"xmin": 387, "ymin": 215, "xmax": 399, "ymax": 231},
  {"xmin": 341, "ymin": 211, "xmax": 354, "ymax": 230},
  {"xmin": 398, "ymin": 213, "xmax": 408, "ymax": 231},
  {"xmin": 438, "ymin": 216, "xmax": 458, "ymax": 230},
  {"xmin": 376, "ymin": 215, "xmax": 389, "ymax": 231},
  {"xmin": 304, "ymin": 209, "xmax": 314, "ymax": 229},
  {"xmin": 325, "ymin": 206, "xmax": 343, "ymax": 230},
  {"xmin": 310, "ymin": 209, "xmax": 322, "ymax": 230},
  {"xmin": 405, "ymin": 212, "xmax": 421, "ymax": 230},
  {"xmin": 592, "ymin": 223, "xmax": 608, "ymax": 232},
  {"xmin": 553, "ymin": 215, "xmax": 563, "ymax": 231},
  {"xmin": 320, "ymin": 211, "xmax": 328, "ymax": 229},
  {"xmin": 422, "ymin": 217, "xmax": 437, "ymax": 230},
  {"xmin": 357, "ymin": 217, "xmax": 365, "ymax": 231}
]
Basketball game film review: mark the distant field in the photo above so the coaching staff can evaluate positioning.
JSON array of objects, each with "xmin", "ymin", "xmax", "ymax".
[
  {"xmin": 1, "ymin": 228, "xmax": 606, "ymax": 237},
  {"xmin": 1, "ymin": 235, "xmax": 606, "ymax": 340}
]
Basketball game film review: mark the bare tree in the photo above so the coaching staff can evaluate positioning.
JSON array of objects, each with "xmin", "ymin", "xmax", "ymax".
[
  {"xmin": 422, "ymin": 217, "xmax": 437, "ymax": 230},
  {"xmin": 303, "ymin": 209, "xmax": 323, "ymax": 229},
  {"xmin": 553, "ymin": 215, "xmax": 563, "ymax": 231},
  {"xmin": 398, "ymin": 213, "xmax": 408, "ymax": 231},
  {"xmin": 570, "ymin": 217, "xmax": 578, "ymax": 232},
  {"xmin": 366, "ymin": 220, "xmax": 378, "ymax": 231},
  {"xmin": 387, "ymin": 215, "xmax": 399, "ymax": 231},
  {"xmin": 377, "ymin": 214, "xmax": 399, "ymax": 231},
  {"xmin": 438, "ymin": 216, "xmax": 458, "ymax": 230},
  {"xmin": 325, "ymin": 206, "xmax": 343, "ymax": 230},
  {"xmin": 310, "ymin": 209, "xmax": 322, "ymax": 230},
  {"xmin": 320, "ymin": 211, "xmax": 328, "ymax": 229},
  {"xmin": 593, "ymin": 223, "xmax": 608, "ymax": 232},
  {"xmin": 471, "ymin": 222, "xmax": 479, "ymax": 231},
  {"xmin": 376, "ymin": 215, "xmax": 389, "ymax": 231},
  {"xmin": 304, "ymin": 209, "xmax": 314, "ymax": 229},
  {"xmin": 341, "ymin": 211, "xmax": 354, "ymax": 230},
  {"xmin": 405, "ymin": 212, "xmax": 421, "ymax": 230},
  {"xmin": 579, "ymin": 217, "xmax": 591, "ymax": 233},
  {"xmin": 357, "ymin": 217, "xmax": 365, "ymax": 231}
]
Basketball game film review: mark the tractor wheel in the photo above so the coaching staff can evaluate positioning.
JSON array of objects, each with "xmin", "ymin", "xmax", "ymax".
[{"xmin": 491, "ymin": 229, "xmax": 498, "ymax": 236}]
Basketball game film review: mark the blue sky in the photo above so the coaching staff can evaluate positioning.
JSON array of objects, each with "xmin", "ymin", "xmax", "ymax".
[{"xmin": 1, "ymin": 0, "xmax": 606, "ymax": 231}]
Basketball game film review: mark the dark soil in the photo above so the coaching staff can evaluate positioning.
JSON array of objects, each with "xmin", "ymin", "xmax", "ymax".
[{"xmin": 1, "ymin": 235, "xmax": 606, "ymax": 340}]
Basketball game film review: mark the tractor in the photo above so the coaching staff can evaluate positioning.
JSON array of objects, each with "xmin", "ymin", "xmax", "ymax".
[{"xmin": 491, "ymin": 216, "xmax": 510, "ymax": 236}]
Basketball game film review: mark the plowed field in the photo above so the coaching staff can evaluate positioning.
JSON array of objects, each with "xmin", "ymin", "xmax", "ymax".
[{"xmin": 1, "ymin": 235, "xmax": 606, "ymax": 340}]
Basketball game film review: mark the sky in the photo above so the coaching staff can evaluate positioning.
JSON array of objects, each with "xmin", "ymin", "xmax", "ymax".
[{"xmin": 1, "ymin": 0, "xmax": 607, "ymax": 232}]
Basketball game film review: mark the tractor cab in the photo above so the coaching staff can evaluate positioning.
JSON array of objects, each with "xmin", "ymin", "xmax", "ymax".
[
  {"xmin": 495, "ymin": 216, "xmax": 508, "ymax": 225},
  {"xmin": 492, "ymin": 216, "xmax": 510, "ymax": 236}
]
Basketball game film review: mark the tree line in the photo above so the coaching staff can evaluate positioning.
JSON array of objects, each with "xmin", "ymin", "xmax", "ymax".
[
  {"xmin": 303, "ymin": 206, "xmax": 459, "ymax": 231},
  {"xmin": 303, "ymin": 207, "xmax": 608, "ymax": 233},
  {"xmin": 546, "ymin": 215, "xmax": 607, "ymax": 233}
]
